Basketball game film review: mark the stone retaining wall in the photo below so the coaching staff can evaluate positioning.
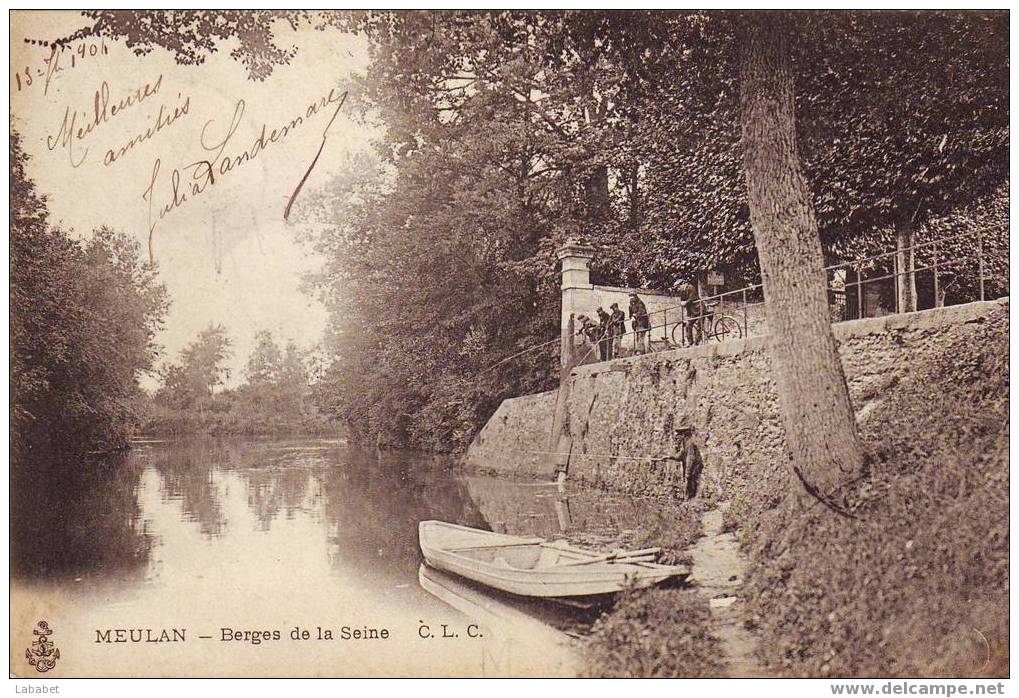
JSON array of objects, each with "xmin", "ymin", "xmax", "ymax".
[{"xmin": 466, "ymin": 298, "xmax": 1009, "ymax": 499}]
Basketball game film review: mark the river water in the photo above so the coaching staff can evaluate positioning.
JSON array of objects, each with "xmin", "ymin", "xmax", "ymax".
[{"xmin": 10, "ymin": 437, "xmax": 683, "ymax": 677}]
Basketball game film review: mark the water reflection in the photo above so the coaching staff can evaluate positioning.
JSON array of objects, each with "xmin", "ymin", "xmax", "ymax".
[
  {"xmin": 464, "ymin": 474, "xmax": 692, "ymax": 553},
  {"xmin": 10, "ymin": 437, "xmax": 693, "ymax": 676},
  {"xmin": 10, "ymin": 451, "xmax": 151, "ymax": 580},
  {"xmin": 150, "ymin": 439, "xmax": 229, "ymax": 537},
  {"xmin": 242, "ymin": 467, "xmax": 312, "ymax": 532},
  {"xmin": 319, "ymin": 448, "xmax": 488, "ymax": 581},
  {"xmin": 12, "ymin": 440, "xmax": 689, "ymax": 587}
]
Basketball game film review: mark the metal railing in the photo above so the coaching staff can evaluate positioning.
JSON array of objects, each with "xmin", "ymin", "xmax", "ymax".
[
  {"xmin": 830, "ymin": 226, "xmax": 996, "ymax": 321},
  {"xmin": 569, "ymin": 226, "xmax": 1003, "ymax": 363},
  {"xmin": 571, "ymin": 299, "xmax": 761, "ymax": 361},
  {"xmin": 480, "ymin": 226, "xmax": 1004, "ymax": 373}
]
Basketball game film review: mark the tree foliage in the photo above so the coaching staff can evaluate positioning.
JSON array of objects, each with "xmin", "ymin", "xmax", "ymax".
[
  {"xmin": 298, "ymin": 10, "xmax": 1007, "ymax": 450},
  {"xmin": 240, "ymin": 331, "xmax": 312, "ymax": 417},
  {"xmin": 154, "ymin": 324, "xmax": 232, "ymax": 411},
  {"xmin": 11, "ymin": 130, "xmax": 169, "ymax": 461},
  {"xmin": 55, "ymin": 10, "xmax": 308, "ymax": 80},
  {"xmin": 624, "ymin": 11, "xmax": 1009, "ymax": 276}
]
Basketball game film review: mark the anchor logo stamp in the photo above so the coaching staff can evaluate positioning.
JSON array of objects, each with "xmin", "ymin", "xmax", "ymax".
[{"xmin": 25, "ymin": 620, "xmax": 60, "ymax": 673}]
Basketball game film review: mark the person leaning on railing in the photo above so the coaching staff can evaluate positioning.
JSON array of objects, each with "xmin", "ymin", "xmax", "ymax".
[
  {"xmin": 674, "ymin": 281, "xmax": 707, "ymax": 346},
  {"xmin": 575, "ymin": 314, "xmax": 601, "ymax": 360},
  {"xmin": 628, "ymin": 292, "xmax": 650, "ymax": 354},
  {"xmin": 595, "ymin": 307, "xmax": 613, "ymax": 361},
  {"xmin": 609, "ymin": 303, "xmax": 626, "ymax": 357}
]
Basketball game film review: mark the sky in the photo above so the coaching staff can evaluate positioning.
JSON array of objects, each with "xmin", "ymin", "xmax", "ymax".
[{"xmin": 11, "ymin": 11, "xmax": 375, "ymax": 388}]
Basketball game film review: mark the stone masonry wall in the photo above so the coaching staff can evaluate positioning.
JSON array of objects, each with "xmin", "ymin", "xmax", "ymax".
[
  {"xmin": 467, "ymin": 389, "xmax": 557, "ymax": 474},
  {"xmin": 466, "ymin": 298, "xmax": 1009, "ymax": 500}
]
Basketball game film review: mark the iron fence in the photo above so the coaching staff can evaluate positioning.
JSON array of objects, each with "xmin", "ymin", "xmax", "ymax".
[{"xmin": 571, "ymin": 226, "xmax": 1004, "ymax": 363}]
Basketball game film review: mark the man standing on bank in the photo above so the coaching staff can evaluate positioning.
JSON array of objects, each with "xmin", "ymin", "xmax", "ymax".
[
  {"xmin": 596, "ymin": 307, "xmax": 613, "ymax": 361},
  {"xmin": 609, "ymin": 303, "xmax": 626, "ymax": 357},
  {"xmin": 628, "ymin": 293, "xmax": 650, "ymax": 354},
  {"xmin": 675, "ymin": 281, "xmax": 706, "ymax": 346}
]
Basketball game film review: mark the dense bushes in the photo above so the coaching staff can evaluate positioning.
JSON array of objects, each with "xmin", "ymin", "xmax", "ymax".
[
  {"xmin": 10, "ymin": 130, "xmax": 168, "ymax": 463},
  {"xmin": 10, "ymin": 129, "xmax": 169, "ymax": 578},
  {"xmin": 140, "ymin": 388, "xmax": 340, "ymax": 438}
]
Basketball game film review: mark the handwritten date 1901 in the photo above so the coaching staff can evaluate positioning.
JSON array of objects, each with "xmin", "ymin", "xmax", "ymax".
[
  {"xmin": 142, "ymin": 85, "xmax": 347, "ymax": 263},
  {"xmin": 13, "ymin": 39, "xmax": 109, "ymax": 96}
]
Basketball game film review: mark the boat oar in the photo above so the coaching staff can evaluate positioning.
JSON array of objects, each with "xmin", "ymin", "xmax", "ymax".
[
  {"xmin": 556, "ymin": 547, "xmax": 661, "ymax": 567},
  {"xmin": 450, "ymin": 538, "xmax": 544, "ymax": 552}
]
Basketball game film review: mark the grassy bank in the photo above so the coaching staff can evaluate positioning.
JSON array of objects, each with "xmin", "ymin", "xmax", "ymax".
[
  {"xmin": 576, "ymin": 495, "xmax": 720, "ymax": 677},
  {"xmin": 585, "ymin": 588, "xmax": 725, "ymax": 677},
  {"xmin": 727, "ymin": 303, "xmax": 1009, "ymax": 676}
]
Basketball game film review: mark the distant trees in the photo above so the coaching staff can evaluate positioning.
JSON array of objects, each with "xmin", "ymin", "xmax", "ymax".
[
  {"xmin": 241, "ymin": 330, "xmax": 310, "ymax": 416},
  {"xmin": 10, "ymin": 130, "xmax": 169, "ymax": 463},
  {"xmin": 146, "ymin": 328, "xmax": 336, "ymax": 437},
  {"xmin": 246, "ymin": 330, "xmax": 284, "ymax": 387},
  {"xmin": 156, "ymin": 324, "xmax": 232, "ymax": 412}
]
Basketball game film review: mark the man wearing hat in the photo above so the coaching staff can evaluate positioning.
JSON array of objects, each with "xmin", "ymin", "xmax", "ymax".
[
  {"xmin": 609, "ymin": 303, "xmax": 626, "ymax": 357},
  {"xmin": 628, "ymin": 292, "xmax": 650, "ymax": 354},
  {"xmin": 595, "ymin": 307, "xmax": 612, "ymax": 361},
  {"xmin": 575, "ymin": 314, "xmax": 600, "ymax": 361},
  {"xmin": 675, "ymin": 281, "xmax": 707, "ymax": 346}
]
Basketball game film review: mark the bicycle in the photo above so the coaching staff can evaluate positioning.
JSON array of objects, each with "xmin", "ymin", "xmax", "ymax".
[{"xmin": 670, "ymin": 303, "xmax": 744, "ymax": 347}]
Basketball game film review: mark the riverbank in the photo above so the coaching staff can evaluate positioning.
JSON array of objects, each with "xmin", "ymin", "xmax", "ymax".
[
  {"xmin": 139, "ymin": 396, "xmax": 343, "ymax": 440},
  {"xmin": 578, "ymin": 301, "xmax": 1008, "ymax": 677},
  {"xmin": 448, "ymin": 468, "xmax": 725, "ymax": 675},
  {"xmin": 582, "ymin": 501, "xmax": 759, "ymax": 677}
]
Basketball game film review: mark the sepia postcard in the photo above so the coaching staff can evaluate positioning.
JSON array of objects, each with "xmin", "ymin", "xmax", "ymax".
[{"xmin": 9, "ymin": 9, "xmax": 1009, "ymax": 682}]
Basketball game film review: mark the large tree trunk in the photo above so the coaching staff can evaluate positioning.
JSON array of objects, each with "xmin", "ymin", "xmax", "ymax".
[
  {"xmin": 585, "ymin": 163, "xmax": 610, "ymax": 221},
  {"xmin": 739, "ymin": 13, "xmax": 865, "ymax": 496}
]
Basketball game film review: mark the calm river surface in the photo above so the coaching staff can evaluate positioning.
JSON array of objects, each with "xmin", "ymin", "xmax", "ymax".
[{"xmin": 11, "ymin": 437, "xmax": 680, "ymax": 677}]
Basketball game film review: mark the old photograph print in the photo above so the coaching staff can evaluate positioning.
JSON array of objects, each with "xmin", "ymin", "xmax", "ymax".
[{"xmin": 9, "ymin": 10, "xmax": 1008, "ymax": 678}]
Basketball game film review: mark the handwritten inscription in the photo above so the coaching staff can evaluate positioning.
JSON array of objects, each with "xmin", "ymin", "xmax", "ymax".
[
  {"xmin": 284, "ymin": 91, "xmax": 348, "ymax": 220},
  {"xmin": 13, "ymin": 39, "xmax": 109, "ymax": 96},
  {"xmin": 141, "ymin": 85, "xmax": 347, "ymax": 262},
  {"xmin": 104, "ymin": 92, "xmax": 191, "ymax": 167},
  {"xmin": 47, "ymin": 75, "xmax": 166, "ymax": 167}
]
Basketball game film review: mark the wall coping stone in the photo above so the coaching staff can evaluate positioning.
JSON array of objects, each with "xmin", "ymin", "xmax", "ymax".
[
  {"xmin": 591, "ymin": 283, "xmax": 685, "ymax": 299},
  {"xmin": 569, "ymin": 297, "xmax": 1008, "ymax": 379},
  {"xmin": 501, "ymin": 388, "xmax": 558, "ymax": 403}
]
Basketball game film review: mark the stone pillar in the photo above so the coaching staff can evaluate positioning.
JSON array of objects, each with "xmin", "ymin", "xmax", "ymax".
[{"xmin": 556, "ymin": 240, "xmax": 596, "ymax": 366}]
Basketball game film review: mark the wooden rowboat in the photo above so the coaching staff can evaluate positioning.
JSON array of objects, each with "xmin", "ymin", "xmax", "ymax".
[{"xmin": 418, "ymin": 521, "xmax": 689, "ymax": 598}]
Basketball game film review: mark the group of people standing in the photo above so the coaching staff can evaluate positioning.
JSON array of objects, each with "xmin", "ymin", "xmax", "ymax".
[
  {"xmin": 574, "ymin": 283, "xmax": 709, "ymax": 362},
  {"xmin": 576, "ymin": 293, "xmax": 652, "ymax": 361}
]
